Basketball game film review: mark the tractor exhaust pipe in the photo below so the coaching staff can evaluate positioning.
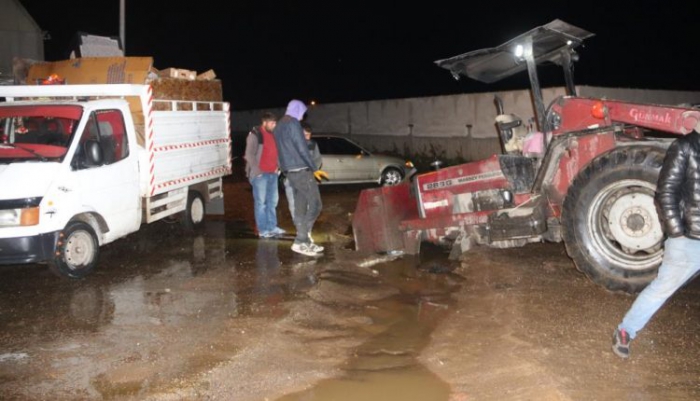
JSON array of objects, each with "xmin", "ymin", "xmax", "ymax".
[{"xmin": 494, "ymin": 95, "xmax": 504, "ymax": 115}]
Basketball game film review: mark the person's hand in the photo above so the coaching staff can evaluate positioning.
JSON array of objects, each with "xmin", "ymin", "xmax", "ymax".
[{"xmin": 314, "ymin": 170, "xmax": 329, "ymax": 181}]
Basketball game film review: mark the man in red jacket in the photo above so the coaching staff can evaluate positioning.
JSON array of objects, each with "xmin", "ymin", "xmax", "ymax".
[{"xmin": 244, "ymin": 112, "xmax": 286, "ymax": 238}]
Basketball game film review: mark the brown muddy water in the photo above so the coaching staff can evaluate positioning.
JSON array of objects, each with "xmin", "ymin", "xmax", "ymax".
[
  {"xmin": 0, "ymin": 208, "xmax": 462, "ymax": 400},
  {"xmin": 278, "ymin": 246, "xmax": 456, "ymax": 401}
]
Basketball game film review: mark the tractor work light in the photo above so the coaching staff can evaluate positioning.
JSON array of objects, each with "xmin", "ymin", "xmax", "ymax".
[{"xmin": 514, "ymin": 44, "xmax": 524, "ymax": 58}]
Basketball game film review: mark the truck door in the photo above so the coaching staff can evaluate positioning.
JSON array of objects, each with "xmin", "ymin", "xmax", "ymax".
[{"xmin": 70, "ymin": 109, "xmax": 140, "ymax": 239}]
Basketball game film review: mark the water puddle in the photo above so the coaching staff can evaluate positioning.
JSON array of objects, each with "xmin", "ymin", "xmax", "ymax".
[
  {"xmin": 278, "ymin": 365, "xmax": 449, "ymax": 401},
  {"xmin": 278, "ymin": 251, "xmax": 457, "ymax": 401}
]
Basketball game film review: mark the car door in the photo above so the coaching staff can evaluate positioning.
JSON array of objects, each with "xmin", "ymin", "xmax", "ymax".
[
  {"xmin": 70, "ymin": 109, "xmax": 140, "ymax": 239},
  {"xmin": 315, "ymin": 137, "xmax": 341, "ymax": 181},
  {"xmin": 317, "ymin": 137, "xmax": 373, "ymax": 182},
  {"xmin": 335, "ymin": 138, "xmax": 376, "ymax": 181}
]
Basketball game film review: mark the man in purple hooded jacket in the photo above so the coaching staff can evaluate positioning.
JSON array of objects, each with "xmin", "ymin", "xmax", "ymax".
[{"xmin": 273, "ymin": 100, "xmax": 324, "ymax": 257}]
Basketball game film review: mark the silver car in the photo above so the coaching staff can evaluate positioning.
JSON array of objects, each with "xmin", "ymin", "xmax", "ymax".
[{"xmin": 313, "ymin": 135, "xmax": 414, "ymax": 186}]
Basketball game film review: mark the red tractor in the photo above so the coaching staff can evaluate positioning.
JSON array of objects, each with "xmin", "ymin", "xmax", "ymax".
[{"xmin": 352, "ymin": 20, "xmax": 700, "ymax": 293}]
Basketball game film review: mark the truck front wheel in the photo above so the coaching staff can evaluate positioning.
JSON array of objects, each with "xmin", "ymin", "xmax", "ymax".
[
  {"xmin": 48, "ymin": 221, "xmax": 100, "ymax": 279},
  {"xmin": 562, "ymin": 146, "xmax": 666, "ymax": 293},
  {"xmin": 182, "ymin": 191, "xmax": 205, "ymax": 231}
]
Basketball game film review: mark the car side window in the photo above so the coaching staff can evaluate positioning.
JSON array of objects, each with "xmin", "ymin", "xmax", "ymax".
[
  {"xmin": 317, "ymin": 137, "xmax": 363, "ymax": 156},
  {"xmin": 72, "ymin": 110, "xmax": 128, "ymax": 169},
  {"xmin": 315, "ymin": 138, "xmax": 331, "ymax": 154}
]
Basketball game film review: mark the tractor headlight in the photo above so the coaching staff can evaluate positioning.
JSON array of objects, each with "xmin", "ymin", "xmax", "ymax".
[{"xmin": 0, "ymin": 207, "xmax": 40, "ymax": 227}]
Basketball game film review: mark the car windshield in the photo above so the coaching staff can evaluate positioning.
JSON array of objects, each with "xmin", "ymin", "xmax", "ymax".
[{"xmin": 0, "ymin": 105, "xmax": 82, "ymax": 164}]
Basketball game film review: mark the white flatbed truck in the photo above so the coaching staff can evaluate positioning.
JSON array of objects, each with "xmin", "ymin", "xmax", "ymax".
[{"xmin": 0, "ymin": 84, "xmax": 231, "ymax": 278}]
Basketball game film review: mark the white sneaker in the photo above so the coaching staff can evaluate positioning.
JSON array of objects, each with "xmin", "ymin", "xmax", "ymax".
[
  {"xmin": 271, "ymin": 227, "xmax": 287, "ymax": 235},
  {"xmin": 291, "ymin": 242, "xmax": 321, "ymax": 257},
  {"xmin": 307, "ymin": 242, "xmax": 324, "ymax": 253}
]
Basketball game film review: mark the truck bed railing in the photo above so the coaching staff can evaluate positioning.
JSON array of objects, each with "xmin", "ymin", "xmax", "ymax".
[{"xmin": 151, "ymin": 99, "xmax": 227, "ymax": 112}]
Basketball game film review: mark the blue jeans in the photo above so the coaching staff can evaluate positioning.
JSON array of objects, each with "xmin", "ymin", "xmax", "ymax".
[
  {"xmin": 251, "ymin": 173, "xmax": 279, "ymax": 234},
  {"xmin": 619, "ymin": 236, "xmax": 700, "ymax": 339}
]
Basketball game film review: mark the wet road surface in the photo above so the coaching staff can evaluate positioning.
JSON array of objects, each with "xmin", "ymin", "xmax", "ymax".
[
  {"xmin": 0, "ymin": 180, "xmax": 460, "ymax": 400},
  {"xmin": 0, "ymin": 177, "xmax": 699, "ymax": 400}
]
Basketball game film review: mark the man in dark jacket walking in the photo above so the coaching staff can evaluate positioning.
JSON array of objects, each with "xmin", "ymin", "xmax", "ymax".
[
  {"xmin": 273, "ymin": 100, "xmax": 324, "ymax": 257},
  {"xmin": 612, "ymin": 129, "xmax": 700, "ymax": 358}
]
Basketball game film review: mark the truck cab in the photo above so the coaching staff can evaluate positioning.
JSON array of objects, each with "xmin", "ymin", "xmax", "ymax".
[{"xmin": 0, "ymin": 99, "xmax": 141, "ymax": 268}]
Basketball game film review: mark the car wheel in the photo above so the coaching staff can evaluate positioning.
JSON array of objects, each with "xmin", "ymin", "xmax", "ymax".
[{"xmin": 381, "ymin": 167, "xmax": 403, "ymax": 186}]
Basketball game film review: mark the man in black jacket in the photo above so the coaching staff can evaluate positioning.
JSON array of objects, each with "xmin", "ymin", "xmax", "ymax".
[
  {"xmin": 273, "ymin": 100, "xmax": 325, "ymax": 257},
  {"xmin": 612, "ymin": 130, "xmax": 700, "ymax": 358}
]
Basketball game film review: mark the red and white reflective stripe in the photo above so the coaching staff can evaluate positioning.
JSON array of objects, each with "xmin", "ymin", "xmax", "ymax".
[
  {"xmin": 145, "ymin": 85, "xmax": 157, "ymax": 196},
  {"xmin": 225, "ymin": 103, "xmax": 232, "ymax": 170},
  {"xmin": 153, "ymin": 138, "xmax": 229, "ymax": 152},
  {"xmin": 154, "ymin": 166, "xmax": 230, "ymax": 191}
]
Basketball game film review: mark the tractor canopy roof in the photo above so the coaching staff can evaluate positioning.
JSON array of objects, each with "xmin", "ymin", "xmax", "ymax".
[{"xmin": 435, "ymin": 19, "xmax": 594, "ymax": 84}]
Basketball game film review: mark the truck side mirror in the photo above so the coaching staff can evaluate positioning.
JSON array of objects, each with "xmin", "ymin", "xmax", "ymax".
[{"xmin": 85, "ymin": 140, "xmax": 103, "ymax": 166}]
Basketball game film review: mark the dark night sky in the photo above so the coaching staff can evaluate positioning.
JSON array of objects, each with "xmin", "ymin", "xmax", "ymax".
[{"xmin": 18, "ymin": 0, "xmax": 700, "ymax": 110}]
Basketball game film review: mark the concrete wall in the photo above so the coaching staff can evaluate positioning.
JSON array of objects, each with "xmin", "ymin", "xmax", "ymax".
[
  {"xmin": 0, "ymin": 0, "xmax": 44, "ymax": 82},
  {"xmin": 230, "ymin": 86, "xmax": 700, "ymax": 162}
]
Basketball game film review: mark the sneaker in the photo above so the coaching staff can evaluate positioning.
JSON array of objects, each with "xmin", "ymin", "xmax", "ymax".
[
  {"xmin": 291, "ymin": 242, "xmax": 321, "ymax": 257},
  {"xmin": 612, "ymin": 328, "xmax": 631, "ymax": 359},
  {"xmin": 271, "ymin": 227, "xmax": 287, "ymax": 235},
  {"xmin": 258, "ymin": 231, "xmax": 275, "ymax": 238},
  {"xmin": 308, "ymin": 242, "xmax": 324, "ymax": 253}
]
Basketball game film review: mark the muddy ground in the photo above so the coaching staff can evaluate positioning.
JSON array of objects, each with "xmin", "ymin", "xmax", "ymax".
[{"xmin": 1, "ymin": 169, "xmax": 699, "ymax": 400}]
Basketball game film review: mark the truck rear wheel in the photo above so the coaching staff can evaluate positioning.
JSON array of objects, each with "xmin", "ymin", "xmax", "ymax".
[
  {"xmin": 182, "ymin": 191, "xmax": 205, "ymax": 231},
  {"xmin": 562, "ymin": 146, "xmax": 666, "ymax": 293},
  {"xmin": 48, "ymin": 221, "xmax": 100, "ymax": 279}
]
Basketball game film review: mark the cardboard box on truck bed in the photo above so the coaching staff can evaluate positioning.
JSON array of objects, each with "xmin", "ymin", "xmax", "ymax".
[
  {"xmin": 26, "ymin": 57, "xmax": 222, "ymax": 101},
  {"xmin": 27, "ymin": 57, "xmax": 223, "ymax": 145}
]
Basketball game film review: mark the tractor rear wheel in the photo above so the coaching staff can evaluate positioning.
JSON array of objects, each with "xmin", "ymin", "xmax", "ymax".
[{"xmin": 562, "ymin": 146, "xmax": 666, "ymax": 293}]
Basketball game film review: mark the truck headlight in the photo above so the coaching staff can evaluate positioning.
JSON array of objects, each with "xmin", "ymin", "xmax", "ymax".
[
  {"xmin": 0, "ymin": 207, "xmax": 40, "ymax": 227},
  {"xmin": 405, "ymin": 161, "xmax": 414, "ymax": 168}
]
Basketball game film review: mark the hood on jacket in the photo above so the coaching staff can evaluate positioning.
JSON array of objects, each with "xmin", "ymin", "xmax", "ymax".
[{"xmin": 285, "ymin": 99, "xmax": 307, "ymax": 120}]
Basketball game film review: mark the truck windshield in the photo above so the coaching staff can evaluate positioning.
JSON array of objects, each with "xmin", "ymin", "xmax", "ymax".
[{"xmin": 0, "ymin": 105, "xmax": 82, "ymax": 164}]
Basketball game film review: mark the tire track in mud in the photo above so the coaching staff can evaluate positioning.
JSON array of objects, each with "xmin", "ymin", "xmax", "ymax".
[{"xmin": 418, "ymin": 246, "xmax": 572, "ymax": 401}]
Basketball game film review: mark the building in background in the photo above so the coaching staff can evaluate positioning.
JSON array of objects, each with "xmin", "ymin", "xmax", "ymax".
[{"xmin": 0, "ymin": 0, "xmax": 44, "ymax": 84}]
